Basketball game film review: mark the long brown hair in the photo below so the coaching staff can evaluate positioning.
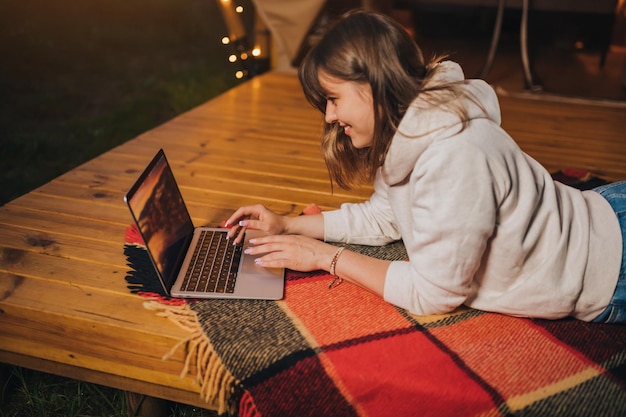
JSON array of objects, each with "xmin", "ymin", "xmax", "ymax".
[{"xmin": 299, "ymin": 9, "xmax": 465, "ymax": 190}]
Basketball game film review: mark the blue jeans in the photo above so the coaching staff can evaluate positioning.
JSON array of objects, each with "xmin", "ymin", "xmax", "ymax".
[{"xmin": 591, "ymin": 181, "xmax": 626, "ymax": 323}]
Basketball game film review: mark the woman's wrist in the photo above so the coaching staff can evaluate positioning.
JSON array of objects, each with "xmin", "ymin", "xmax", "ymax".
[
  {"xmin": 283, "ymin": 215, "xmax": 303, "ymax": 235},
  {"xmin": 281, "ymin": 215, "xmax": 293, "ymax": 235},
  {"xmin": 314, "ymin": 243, "xmax": 340, "ymax": 273},
  {"xmin": 286, "ymin": 212, "xmax": 325, "ymax": 240}
]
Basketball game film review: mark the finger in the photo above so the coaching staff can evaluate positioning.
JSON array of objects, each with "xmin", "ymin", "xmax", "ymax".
[
  {"xmin": 253, "ymin": 253, "xmax": 291, "ymax": 269},
  {"xmin": 248, "ymin": 235, "xmax": 287, "ymax": 246},
  {"xmin": 244, "ymin": 239, "xmax": 286, "ymax": 255},
  {"xmin": 227, "ymin": 222, "xmax": 242, "ymax": 239},
  {"xmin": 224, "ymin": 207, "xmax": 250, "ymax": 228},
  {"xmin": 254, "ymin": 257, "xmax": 284, "ymax": 269},
  {"xmin": 243, "ymin": 241, "xmax": 271, "ymax": 255},
  {"xmin": 233, "ymin": 226, "xmax": 247, "ymax": 245},
  {"xmin": 225, "ymin": 205, "xmax": 263, "ymax": 227},
  {"xmin": 229, "ymin": 220, "xmax": 259, "ymax": 244},
  {"xmin": 239, "ymin": 218, "xmax": 267, "ymax": 232}
]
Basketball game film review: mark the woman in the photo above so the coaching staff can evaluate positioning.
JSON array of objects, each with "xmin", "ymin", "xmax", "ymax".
[{"xmin": 226, "ymin": 9, "xmax": 625, "ymax": 323}]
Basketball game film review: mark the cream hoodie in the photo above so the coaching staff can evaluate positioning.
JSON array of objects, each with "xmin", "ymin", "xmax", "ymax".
[{"xmin": 323, "ymin": 61, "xmax": 621, "ymax": 321}]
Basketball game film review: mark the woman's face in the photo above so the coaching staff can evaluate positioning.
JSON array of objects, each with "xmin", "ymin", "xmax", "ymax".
[{"xmin": 318, "ymin": 70, "xmax": 375, "ymax": 149}]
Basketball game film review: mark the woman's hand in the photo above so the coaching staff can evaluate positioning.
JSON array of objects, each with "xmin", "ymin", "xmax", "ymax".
[
  {"xmin": 225, "ymin": 204, "xmax": 288, "ymax": 244},
  {"xmin": 243, "ymin": 229, "xmax": 390, "ymax": 297},
  {"xmin": 245, "ymin": 234, "xmax": 337, "ymax": 272}
]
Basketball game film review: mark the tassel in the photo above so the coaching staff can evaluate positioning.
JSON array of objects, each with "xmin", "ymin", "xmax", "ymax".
[{"xmin": 144, "ymin": 301, "xmax": 238, "ymax": 415}]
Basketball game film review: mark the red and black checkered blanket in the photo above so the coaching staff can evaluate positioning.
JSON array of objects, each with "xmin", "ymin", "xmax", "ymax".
[
  {"xmin": 124, "ymin": 170, "xmax": 625, "ymax": 416},
  {"xmin": 124, "ymin": 232, "xmax": 626, "ymax": 417}
]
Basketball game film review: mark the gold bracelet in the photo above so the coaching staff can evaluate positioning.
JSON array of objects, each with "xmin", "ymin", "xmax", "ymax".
[{"xmin": 328, "ymin": 246, "xmax": 345, "ymax": 289}]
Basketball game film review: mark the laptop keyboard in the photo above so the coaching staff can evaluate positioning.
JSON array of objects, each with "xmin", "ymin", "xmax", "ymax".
[{"xmin": 180, "ymin": 230, "xmax": 243, "ymax": 294}]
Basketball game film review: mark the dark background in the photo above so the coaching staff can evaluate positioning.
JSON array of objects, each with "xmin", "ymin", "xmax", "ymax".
[{"xmin": 0, "ymin": 0, "xmax": 254, "ymax": 206}]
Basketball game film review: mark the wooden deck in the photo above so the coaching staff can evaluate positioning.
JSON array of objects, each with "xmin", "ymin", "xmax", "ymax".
[{"xmin": 0, "ymin": 71, "xmax": 624, "ymax": 413}]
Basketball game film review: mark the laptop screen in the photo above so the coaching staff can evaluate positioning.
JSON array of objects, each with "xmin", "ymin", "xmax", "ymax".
[{"xmin": 125, "ymin": 149, "xmax": 194, "ymax": 290}]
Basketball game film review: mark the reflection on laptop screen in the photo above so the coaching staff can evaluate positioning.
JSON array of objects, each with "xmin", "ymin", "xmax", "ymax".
[{"xmin": 126, "ymin": 152, "xmax": 194, "ymax": 289}]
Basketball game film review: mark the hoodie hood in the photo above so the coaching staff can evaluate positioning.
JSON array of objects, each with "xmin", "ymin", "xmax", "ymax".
[{"xmin": 381, "ymin": 61, "xmax": 502, "ymax": 185}]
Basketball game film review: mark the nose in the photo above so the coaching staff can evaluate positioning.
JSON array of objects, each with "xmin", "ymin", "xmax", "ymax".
[{"xmin": 324, "ymin": 101, "xmax": 337, "ymax": 124}]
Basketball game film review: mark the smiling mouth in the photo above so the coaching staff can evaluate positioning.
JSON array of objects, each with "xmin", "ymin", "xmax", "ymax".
[{"xmin": 343, "ymin": 125, "xmax": 352, "ymax": 136}]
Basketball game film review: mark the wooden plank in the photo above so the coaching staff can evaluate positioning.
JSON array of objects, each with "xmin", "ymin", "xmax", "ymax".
[
  {"xmin": 40, "ymin": 160, "xmax": 368, "ymax": 203},
  {"xmin": 0, "ymin": 219, "xmax": 126, "ymax": 264},
  {"xmin": 0, "ymin": 277, "xmax": 190, "ymax": 374},
  {"xmin": 0, "ymin": 247, "xmax": 124, "ymax": 289},
  {"xmin": 8, "ymin": 176, "xmax": 366, "ymax": 227},
  {"xmin": 61, "ymin": 148, "xmax": 332, "ymax": 183},
  {"xmin": 499, "ymin": 95, "xmax": 626, "ymax": 182}
]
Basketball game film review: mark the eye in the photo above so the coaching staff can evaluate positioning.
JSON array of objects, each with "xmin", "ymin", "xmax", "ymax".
[{"xmin": 326, "ymin": 96, "xmax": 337, "ymax": 104}]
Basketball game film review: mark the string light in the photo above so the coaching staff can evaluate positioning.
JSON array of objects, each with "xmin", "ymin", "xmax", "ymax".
[{"xmin": 218, "ymin": 2, "xmax": 269, "ymax": 80}]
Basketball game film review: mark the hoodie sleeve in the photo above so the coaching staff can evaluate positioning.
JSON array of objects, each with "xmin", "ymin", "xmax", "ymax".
[{"xmin": 323, "ymin": 174, "xmax": 402, "ymax": 245}]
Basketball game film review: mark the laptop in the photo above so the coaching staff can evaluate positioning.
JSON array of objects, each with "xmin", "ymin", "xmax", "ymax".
[{"xmin": 123, "ymin": 149, "xmax": 284, "ymax": 300}]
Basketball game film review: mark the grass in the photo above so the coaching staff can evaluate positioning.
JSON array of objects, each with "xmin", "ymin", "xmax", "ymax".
[
  {"xmin": 1, "ymin": 365, "xmax": 218, "ymax": 416},
  {"xmin": 1, "ymin": 366, "xmax": 127, "ymax": 417},
  {"xmin": 0, "ymin": 0, "xmax": 253, "ymax": 205},
  {"xmin": 0, "ymin": 0, "xmax": 253, "ymax": 414}
]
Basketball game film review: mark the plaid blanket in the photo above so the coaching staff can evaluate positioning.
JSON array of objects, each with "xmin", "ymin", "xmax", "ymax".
[
  {"xmin": 124, "ymin": 234, "xmax": 626, "ymax": 417},
  {"xmin": 124, "ymin": 170, "xmax": 625, "ymax": 416}
]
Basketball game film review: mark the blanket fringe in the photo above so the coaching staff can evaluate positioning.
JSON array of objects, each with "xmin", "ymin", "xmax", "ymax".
[{"xmin": 144, "ymin": 301, "xmax": 238, "ymax": 415}]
